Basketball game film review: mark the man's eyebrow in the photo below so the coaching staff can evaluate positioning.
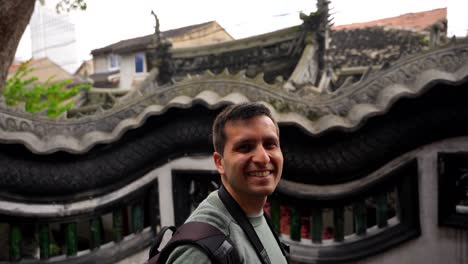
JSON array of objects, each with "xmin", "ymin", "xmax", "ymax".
[
  {"xmin": 232, "ymin": 138, "xmax": 255, "ymax": 146},
  {"xmin": 264, "ymin": 135, "xmax": 279, "ymax": 141},
  {"xmin": 233, "ymin": 135, "xmax": 279, "ymax": 145}
]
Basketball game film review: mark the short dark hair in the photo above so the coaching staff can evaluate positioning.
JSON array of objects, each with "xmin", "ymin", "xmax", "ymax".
[{"xmin": 212, "ymin": 102, "xmax": 278, "ymax": 155}]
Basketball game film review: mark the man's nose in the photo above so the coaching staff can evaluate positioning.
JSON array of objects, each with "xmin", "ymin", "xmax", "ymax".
[{"xmin": 252, "ymin": 145, "xmax": 270, "ymax": 164}]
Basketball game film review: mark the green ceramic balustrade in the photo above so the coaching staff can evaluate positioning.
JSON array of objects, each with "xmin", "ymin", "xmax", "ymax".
[
  {"xmin": 311, "ymin": 208, "xmax": 323, "ymax": 243},
  {"xmin": 132, "ymin": 203, "xmax": 145, "ymax": 233},
  {"xmin": 66, "ymin": 222, "xmax": 77, "ymax": 256},
  {"xmin": 271, "ymin": 189, "xmax": 396, "ymax": 244},
  {"xmin": 90, "ymin": 217, "xmax": 102, "ymax": 250},
  {"xmin": 113, "ymin": 209, "xmax": 124, "ymax": 242},
  {"xmin": 376, "ymin": 193, "xmax": 389, "ymax": 228},
  {"xmin": 9, "ymin": 224, "xmax": 22, "ymax": 262},
  {"xmin": 270, "ymin": 199, "xmax": 281, "ymax": 233},
  {"xmin": 353, "ymin": 200, "xmax": 367, "ymax": 235},
  {"xmin": 39, "ymin": 224, "xmax": 49, "ymax": 260},
  {"xmin": 333, "ymin": 207, "xmax": 345, "ymax": 242},
  {"xmin": 289, "ymin": 206, "xmax": 301, "ymax": 241},
  {"xmin": 2, "ymin": 179, "xmax": 162, "ymax": 263}
]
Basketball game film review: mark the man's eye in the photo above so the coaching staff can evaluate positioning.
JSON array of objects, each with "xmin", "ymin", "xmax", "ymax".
[
  {"xmin": 264, "ymin": 141, "xmax": 278, "ymax": 149},
  {"xmin": 236, "ymin": 144, "xmax": 252, "ymax": 152}
]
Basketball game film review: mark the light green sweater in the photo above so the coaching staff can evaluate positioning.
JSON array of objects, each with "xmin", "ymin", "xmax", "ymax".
[{"xmin": 167, "ymin": 191, "xmax": 287, "ymax": 264}]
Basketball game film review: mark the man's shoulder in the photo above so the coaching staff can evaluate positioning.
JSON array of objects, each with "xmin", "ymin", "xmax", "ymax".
[
  {"xmin": 166, "ymin": 245, "xmax": 210, "ymax": 264},
  {"xmin": 164, "ymin": 191, "xmax": 237, "ymax": 264},
  {"xmin": 186, "ymin": 190, "xmax": 233, "ymax": 234}
]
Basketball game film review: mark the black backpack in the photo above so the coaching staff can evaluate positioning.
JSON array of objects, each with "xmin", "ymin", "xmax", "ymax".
[
  {"xmin": 147, "ymin": 221, "xmax": 240, "ymax": 264},
  {"xmin": 148, "ymin": 185, "xmax": 289, "ymax": 264}
]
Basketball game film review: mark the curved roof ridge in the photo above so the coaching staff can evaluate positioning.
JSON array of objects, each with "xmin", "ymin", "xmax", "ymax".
[{"xmin": 0, "ymin": 43, "xmax": 467, "ymax": 154}]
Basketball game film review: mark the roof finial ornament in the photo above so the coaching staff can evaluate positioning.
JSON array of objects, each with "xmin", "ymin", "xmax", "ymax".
[
  {"xmin": 300, "ymin": 0, "xmax": 332, "ymax": 35},
  {"xmin": 151, "ymin": 10, "xmax": 161, "ymax": 46},
  {"xmin": 297, "ymin": 0, "xmax": 334, "ymax": 90},
  {"xmin": 149, "ymin": 10, "xmax": 174, "ymax": 86}
]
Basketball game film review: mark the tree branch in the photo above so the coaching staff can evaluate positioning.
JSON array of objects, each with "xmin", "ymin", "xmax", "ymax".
[{"xmin": 0, "ymin": 0, "xmax": 36, "ymax": 92}]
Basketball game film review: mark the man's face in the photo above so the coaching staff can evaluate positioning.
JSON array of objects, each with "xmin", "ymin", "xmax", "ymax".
[{"xmin": 214, "ymin": 115, "xmax": 283, "ymax": 201}]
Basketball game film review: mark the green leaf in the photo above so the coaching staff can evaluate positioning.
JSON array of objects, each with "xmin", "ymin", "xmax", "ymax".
[{"xmin": 2, "ymin": 60, "xmax": 92, "ymax": 118}]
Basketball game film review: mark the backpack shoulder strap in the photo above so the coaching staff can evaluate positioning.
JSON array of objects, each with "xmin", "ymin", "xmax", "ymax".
[
  {"xmin": 218, "ymin": 185, "xmax": 290, "ymax": 264},
  {"xmin": 149, "ymin": 226, "xmax": 177, "ymax": 259},
  {"xmin": 149, "ymin": 221, "xmax": 240, "ymax": 264}
]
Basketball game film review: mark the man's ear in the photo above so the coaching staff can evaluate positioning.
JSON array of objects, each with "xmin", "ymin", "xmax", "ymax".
[{"xmin": 213, "ymin": 152, "xmax": 225, "ymax": 175}]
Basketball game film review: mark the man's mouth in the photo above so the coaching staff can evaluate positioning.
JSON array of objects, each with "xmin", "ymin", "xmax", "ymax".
[{"xmin": 248, "ymin": 171, "xmax": 271, "ymax": 177}]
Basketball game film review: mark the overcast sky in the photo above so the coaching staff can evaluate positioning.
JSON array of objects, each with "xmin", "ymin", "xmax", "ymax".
[{"xmin": 15, "ymin": 0, "xmax": 467, "ymax": 63}]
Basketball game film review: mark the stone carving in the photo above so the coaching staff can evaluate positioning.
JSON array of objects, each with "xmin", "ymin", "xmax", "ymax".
[
  {"xmin": 171, "ymin": 36, "xmax": 302, "ymax": 82},
  {"xmin": 329, "ymin": 27, "xmax": 427, "ymax": 69},
  {"xmin": 0, "ymin": 42, "xmax": 467, "ymax": 154}
]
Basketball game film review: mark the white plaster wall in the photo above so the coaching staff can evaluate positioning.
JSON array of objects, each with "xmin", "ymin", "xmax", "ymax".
[
  {"xmin": 116, "ymin": 247, "xmax": 149, "ymax": 264},
  {"xmin": 354, "ymin": 137, "xmax": 468, "ymax": 264},
  {"xmin": 152, "ymin": 156, "xmax": 216, "ymax": 227},
  {"xmin": 119, "ymin": 53, "xmax": 149, "ymax": 89},
  {"xmin": 171, "ymin": 22, "xmax": 233, "ymax": 49},
  {"xmin": 93, "ymin": 56, "xmax": 108, "ymax": 73},
  {"xmin": 116, "ymin": 156, "xmax": 216, "ymax": 263},
  {"xmin": 119, "ymin": 54, "xmax": 134, "ymax": 89},
  {"xmin": 43, "ymin": 137, "xmax": 468, "ymax": 264},
  {"xmin": 118, "ymin": 138, "xmax": 468, "ymax": 264}
]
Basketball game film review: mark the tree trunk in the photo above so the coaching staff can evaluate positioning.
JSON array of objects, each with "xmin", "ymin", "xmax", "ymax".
[{"xmin": 0, "ymin": 0, "xmax": 36, "ymax": 93}]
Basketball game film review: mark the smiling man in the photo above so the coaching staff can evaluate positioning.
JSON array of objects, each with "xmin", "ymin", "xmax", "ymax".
[{"xmin": 166, "ymin": 102, "xmax": 288, "ymax": 264}]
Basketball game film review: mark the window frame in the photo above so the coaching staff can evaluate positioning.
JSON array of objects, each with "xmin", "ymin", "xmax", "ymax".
[
  {"xmin": 134, "ymin": 53, "xmax": 146, "ymax": 73},
  {"xmin": 108, "ymin": 54, "xmax": 121, "ymax": 71}
]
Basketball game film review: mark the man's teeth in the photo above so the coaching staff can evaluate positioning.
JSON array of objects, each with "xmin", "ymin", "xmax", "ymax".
[{"xmin": 249, "ymin": 171, "xmax": 270, "ymax": 177}]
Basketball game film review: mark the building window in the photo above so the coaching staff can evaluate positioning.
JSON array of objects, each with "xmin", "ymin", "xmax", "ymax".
[
  {"xmin": 108, "ymin": 54, "xmax": 120, "ymax": 70},
  {"xmin": 438, "ymin": 152, "xmax": 468, "ymax": 229},
  {"xmin": 135, "ymin": 53, "xmax": 145, "ymax": 73}
]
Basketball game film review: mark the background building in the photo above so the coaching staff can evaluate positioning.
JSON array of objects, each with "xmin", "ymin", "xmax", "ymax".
[{"xmin": 90, "ymin": 21, "xmax": 233, "ymax": 89}]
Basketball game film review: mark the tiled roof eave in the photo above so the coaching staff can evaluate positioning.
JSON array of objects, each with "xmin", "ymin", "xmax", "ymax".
[
  {"xmin": 0, "ymin": 43, "xmax": 467, "ymax": 154},
  {"xmin": 90, "ymin": 21, "xmax": 217, "ymax": 56}
]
